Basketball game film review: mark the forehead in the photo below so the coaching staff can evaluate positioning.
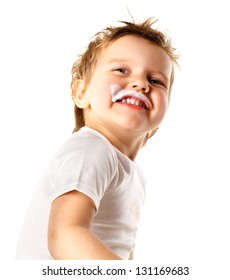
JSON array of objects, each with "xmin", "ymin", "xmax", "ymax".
[{"xmin": 99, "ymin": 35, "xmax": 172, "ymax": 75}]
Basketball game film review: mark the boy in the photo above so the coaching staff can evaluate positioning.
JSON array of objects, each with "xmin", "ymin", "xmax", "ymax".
[{"xmin": 16, "ymin": 18, "xmax": 179, "ymax": 260}]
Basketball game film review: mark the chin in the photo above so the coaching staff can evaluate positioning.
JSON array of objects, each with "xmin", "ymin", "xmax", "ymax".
[{"xmin": 117, "ymin": 119, "xmax": 149, "ymax": 134}]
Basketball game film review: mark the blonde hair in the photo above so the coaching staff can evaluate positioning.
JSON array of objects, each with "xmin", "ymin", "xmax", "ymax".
[{"xmin": 71, "ymin": 18, "xmax": 179, "ymax": 133}]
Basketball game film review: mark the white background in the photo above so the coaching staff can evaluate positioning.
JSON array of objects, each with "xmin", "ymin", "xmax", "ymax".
[{"xmin": 0, "ymin": 0, "xmax": 229, "ymax": 279}]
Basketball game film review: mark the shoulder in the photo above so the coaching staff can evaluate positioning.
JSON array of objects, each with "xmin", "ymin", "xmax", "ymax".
[{"xmin": 55, "ymin": 127, "xmax": 118, "ymax": 169}]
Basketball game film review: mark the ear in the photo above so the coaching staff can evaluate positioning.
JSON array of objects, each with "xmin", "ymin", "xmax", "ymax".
[{"xmin": 72, "ymin": 79, "xmax": 90, "ymax": 109}]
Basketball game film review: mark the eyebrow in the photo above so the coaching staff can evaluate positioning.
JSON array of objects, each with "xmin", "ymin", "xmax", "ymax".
[{"xmin": 107, "ymin": 58, "xmax": 129, "ymax": 65}]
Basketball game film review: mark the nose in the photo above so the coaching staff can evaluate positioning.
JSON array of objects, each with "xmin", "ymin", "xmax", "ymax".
[{"xmin": 131, "ymin": 77, "xmax": 149, "ymax": 93}]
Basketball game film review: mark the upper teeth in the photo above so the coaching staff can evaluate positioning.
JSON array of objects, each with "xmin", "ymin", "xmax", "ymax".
[
  {"xmin": 111, "ymin": 85, "xmax": 152, "ymax": 109},
  {"xmin": 121, "ymin": 97, "xmax": 146, "ymax": 108}
]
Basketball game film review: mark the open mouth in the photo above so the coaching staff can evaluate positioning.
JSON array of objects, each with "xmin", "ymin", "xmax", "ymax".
[
  {"xmin": 116, "ymin": 96, "xmax": 149, "ymax": 109},
  {"xmin": 111, "ymin": 85, "xmax": 152, "ymax": 110}
]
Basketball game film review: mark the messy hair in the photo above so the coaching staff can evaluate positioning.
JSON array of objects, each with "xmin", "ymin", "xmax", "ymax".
[{"xmin": 71, "ymin": 18, "xmax": 179, "ymax": 133}]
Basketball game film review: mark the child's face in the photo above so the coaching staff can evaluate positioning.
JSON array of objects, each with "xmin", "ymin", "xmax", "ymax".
[{"xmin": 77, "ymin": 35, "xmax": 172, "ymax": 139}]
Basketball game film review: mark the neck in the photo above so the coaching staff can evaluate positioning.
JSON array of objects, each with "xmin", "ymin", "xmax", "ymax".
[{"xmin": 85, "ymin": 124, "xmax": 145, "ymax": 161}]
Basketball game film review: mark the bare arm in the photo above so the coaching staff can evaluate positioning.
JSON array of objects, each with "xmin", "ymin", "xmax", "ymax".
[{"xmin": 48, "ymin": 190, "xmax": 122, "ymax": 260}]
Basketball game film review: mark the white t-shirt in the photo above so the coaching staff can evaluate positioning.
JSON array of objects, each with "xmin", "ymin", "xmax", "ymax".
[{"xmin": 16, "ymin": 127, "xmax": 146, "ymax": 259}]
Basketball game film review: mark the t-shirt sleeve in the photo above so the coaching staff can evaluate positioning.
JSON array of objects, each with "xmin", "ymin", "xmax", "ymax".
[{"xmin": 47, "ymin": 133, "xmax": 117, "ymax": 211}]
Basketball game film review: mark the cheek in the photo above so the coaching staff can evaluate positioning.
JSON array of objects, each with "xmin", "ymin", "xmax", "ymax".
[
  {"xmin": 153, "ymin": 92, "xmax": 168, "ymax": 118},
  {"xmin": 153, "ymin": 89, "xmax": 168, "ymax": 106},
  {"xmin": 107, "ymin": 75, "xmax": 127, "ymax": 88},
  {"xmin": 89, "ymin": 87, "xmax": 112, "ymax": 110}
]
